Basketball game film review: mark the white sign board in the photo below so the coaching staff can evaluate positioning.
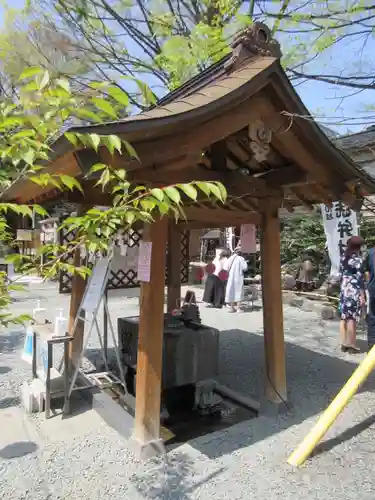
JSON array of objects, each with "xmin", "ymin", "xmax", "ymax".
[
  {"xmin": 81, "ymin": 256, "xmax": 111, "ymax": 315},
  {"xmin": 17, "ymin": 229, "xmax": 32, "ymax": 241},
  {"xmin": 137, "ymin": 241, "xmax": 152, "ymax": 282},
  {"xmin": 321, "ymin": 202, "xmax": 359, "ymax": 276}
]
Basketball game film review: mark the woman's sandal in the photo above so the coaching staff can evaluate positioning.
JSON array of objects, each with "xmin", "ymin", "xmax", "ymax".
[{"xmin": 341, "ymin": 345, "xmax": 360, "ymax": 354}]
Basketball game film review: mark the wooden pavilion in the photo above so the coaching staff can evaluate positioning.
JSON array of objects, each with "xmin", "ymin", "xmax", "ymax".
[{"xmin": 5, "ymin": 22, "xmax": 375, "ymax": 454}]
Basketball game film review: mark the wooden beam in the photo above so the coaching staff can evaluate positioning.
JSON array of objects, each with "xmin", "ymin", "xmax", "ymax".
[
  {"xmin": 209, "ymin": 140, "xmax": 227, "ymax": 170},
  {"xmin": 133, "ymin": 217, "xmax": 168, "ymax": 447},
  {"xmin": 74, "ymin": 149, "xmax": 101, "ymax": 175},
  {"xmin": 130, "ymin": 165, "xmax": 222, "ymax": 184},
  {"xmin": 260, "ymin": 208, "xmax": 287, "ymax": 404},
  {"xmin": 260, "ymin": 165, "xmax": 308, "ymax": 188},
  {"xmin": 167, "ymin": 221, "xmax": 181, "ymax": 312},
  {"xmin": 290, "ymin": 187, "xmax": 314, "ymax": 211},
  {"xmin": 183, "ymin": 206, "xmax": 261, "ymax": 225}
]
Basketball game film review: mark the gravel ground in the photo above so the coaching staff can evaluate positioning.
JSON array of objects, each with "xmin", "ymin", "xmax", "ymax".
[{"xmin": 1, "ymin": 280, "xmax": 375, "ymax": 499}]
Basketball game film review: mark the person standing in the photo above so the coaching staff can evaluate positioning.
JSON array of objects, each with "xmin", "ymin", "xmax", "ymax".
[
  {"xmin": 225, "ymin": 246, "xmax": 248, "ymax": 313},
  {"xmin": 361, "ymin": 243, "xmax": 375, "ymax": 351},
  {"xmin": 338, "ymin": 235, "xmax": 366, "ymax": 353},
  {"xmin": 202, "ymin": 249, "xmax": 230, "ymax": 308}
]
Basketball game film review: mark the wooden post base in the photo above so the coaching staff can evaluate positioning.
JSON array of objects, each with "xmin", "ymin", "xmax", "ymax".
[{"xmin": 128, "ymin": 436, "xmax": 165, "ymax": 460}]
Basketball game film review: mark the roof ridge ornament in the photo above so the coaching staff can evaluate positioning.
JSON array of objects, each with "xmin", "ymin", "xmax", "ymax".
[{"xmin": 224, "ymin": 22, "xmax": 282, "ymax": 72}]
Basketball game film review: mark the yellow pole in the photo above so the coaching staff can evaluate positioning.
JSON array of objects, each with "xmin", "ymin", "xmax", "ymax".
[{"xmin": 288, "ymin": 344, "xmax": 375, "ymax": 467}]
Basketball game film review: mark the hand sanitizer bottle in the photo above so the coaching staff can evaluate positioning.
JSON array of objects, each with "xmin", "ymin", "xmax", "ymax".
[
  {"xmin": 32, "ymin": 300, "xmax": 46, "ymax": 325},
  {"xmin": 54, "ymin": 308, "xmax": 68, "ymax": 337}
]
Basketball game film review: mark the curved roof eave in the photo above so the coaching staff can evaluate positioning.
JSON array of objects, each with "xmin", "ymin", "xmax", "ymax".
[
  {"xmin": 270, "ymin": 68, "xmax": 375, "ymax": 191},
  {"xmin": 32, "ymin": 57, "xmax": 278, "ymax": 168}
]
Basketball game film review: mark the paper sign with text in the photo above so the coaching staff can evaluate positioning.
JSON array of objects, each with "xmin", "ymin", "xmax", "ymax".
[
  {"xmin": 321, "ymin": 202, "xmax": 358, "ymax": 276},
  {"xmin": 137, "ymin": 241, "xmax": 152, "ymax": 282}
]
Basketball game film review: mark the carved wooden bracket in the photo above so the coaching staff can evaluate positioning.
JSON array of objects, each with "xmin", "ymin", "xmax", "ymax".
[{"xmin": 248, "ymin": 120, "xmax": 272, "ymax": 162}]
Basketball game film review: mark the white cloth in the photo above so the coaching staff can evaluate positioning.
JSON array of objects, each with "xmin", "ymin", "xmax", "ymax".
[
  {"xmin": 212, "ymin": 257, "xmax": 227, "ymax": 277},
  {"xmin": 225, "ymin": 254, "xmax": 247, "ymax": 303}
]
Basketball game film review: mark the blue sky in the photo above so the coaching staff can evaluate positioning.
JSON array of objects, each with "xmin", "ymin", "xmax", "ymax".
[{"xmin": 1, "ymin": 0, "xmax": 373, "ymax": 136}]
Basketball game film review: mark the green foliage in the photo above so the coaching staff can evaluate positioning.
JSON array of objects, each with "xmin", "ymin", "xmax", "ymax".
[
  {"xmin": 0, "ymin": 68, "xmax": 227, "ymax": 328},
  {"xmin": 154, "ymin": 20, "xmax": 231, "ymax": 90},
  {"xmin": 359, "ymin": 217, "xmax": 375, "ymax": 250},
  {"xmin": 280, "ymin": 214, "xmax": 326, "ymax": 265}
]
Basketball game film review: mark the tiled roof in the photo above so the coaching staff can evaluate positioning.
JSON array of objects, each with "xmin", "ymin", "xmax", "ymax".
[{"xmin": 334, "ymin": 127, "xmax": 375, "ymax": 151}]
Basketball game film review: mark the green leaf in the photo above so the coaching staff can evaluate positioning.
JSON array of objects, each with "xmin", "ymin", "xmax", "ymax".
[
  {"xmin": 113, "ymin": 194, "xmax": 122, "ymax": 206},
  {"xmin": 39, "ymin": 70, "xmax": 50, "ymax": 90},
  {"xmin": 12, "ymin": 130, "xmax": 36, "ymax": 139},
  {"xmin": 125, "ymin": 212, "xmax": 135, "ymax": 225},
  {"xmin": 196, "ymin": 182, "xmax": 211, "ymax": 197},
  {"xmin": 178, "ymin": 183, "xmax": 197, "ymax": 201},
  {"xmin": 108, "ymin": 135, "xmax": 122, "ymax": 154},
  {"xmin": 22, "ymin": 149, "xmax": 35, "ymax": 166},
  {"xmin": 123, "ymin": 140, "xmax": 139, "ymax": 160},
  {"xmin": 22, "ymin": 81, "xmax": 39, "ymax": 92},
  {"xmin": 91, "ymin": 98, "xmax": 117, "ymax": 119},
  {"xmin": 89, "ymin": 133, "xmax": 101, "ymax": 151},
  {"xmin": 163, "ymin": 186, "xmax": 181, "ymax": 204},
  {"xmin": 60, "ymin": 175, "xmax": 83, "ymax": 192},
  {"xmin": 134, "ymin": 79, "xmax": 157, "ymax": 105},
  {"xmin": 150, "ymin": 188, "xmax": 164, "ymax": 202},
  {"xmin": 107, "ymin": 86, "xmax": 129, "ymax": 106},
  {"xmin": 99, "ymin": 168, "xmax": 111, "ymax": 187},
  {"xmin": 216, "ymin": 182, "xmax": 227, "ymax": 202},
  {"xmin": 208, "ymin": 182, "xmax": 222, "ymax": 202},
  {"xmin": 17, "ymin": 205, "xmax": 33, "ymax": 217},
  {"xmin": 33, "ymin": 205, "xmax": 48, "ymax": 216},
  {"xmin": 158, "ymin": 202, "xmax": 170, "ymax": 216},
  {"xmin": 141, "ymin": 198, "xmax": 157, "ymax": 211},
  {"xmin": 88, "ymin": 163, "xmax": 107, "ymax": 175},
  {"xmin": 19, "ymin": 66, "xmax": 43, "ymax": 80},
  {"xmin": 89, "ymin": 82, "xmax": 109, "ymax": 90},
  {"xmin": 56, "ymin": 78, "xmax": 70, "ymax": 93},
  {"xmin": 74, "ymin": 109, "xmax": 102, "ymax": 123},
  {"xmin": 65, "ymin": 132, "xmax": 78, "ymax": 147}
]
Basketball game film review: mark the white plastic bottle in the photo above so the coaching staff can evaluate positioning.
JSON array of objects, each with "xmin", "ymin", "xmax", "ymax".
[
  {"xmin": 54, "ymin": 308, "xmax": 68, "ymax": 337},
  {"xmin": 32, "ymin": 300, "xmax": 46, "ymax": 325}
]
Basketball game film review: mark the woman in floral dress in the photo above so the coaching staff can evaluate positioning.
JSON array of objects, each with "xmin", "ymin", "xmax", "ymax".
[{"xmin": 339, "ymin": 236, "xmax": 366, "ymax": 353}]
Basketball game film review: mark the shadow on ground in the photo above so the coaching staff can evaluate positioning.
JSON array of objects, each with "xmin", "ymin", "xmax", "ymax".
[
  {"xmin": 0, "ymin": 330, "xmax": 24, "ymax": 353},
  {"xmin": 130, "ymin": 451, "xmax": 225, "ymax": 500},
  {"xmin": 187, "ymin": 328, "xmax": 375, "ymax": 459},
  {"xmin": 0, "ymin": 396, "xmax": 20, "ymax": 409},
  {"xmin": 79, "ymin": 326, "xmax": 375, "ymax": 462},
  {"xmin": 312, "ymin": 413, "xmax": 375, "ymax": 457},
  {"xmin": 0, "ymin": 441, "xmax": 38, "ymax": 460}
]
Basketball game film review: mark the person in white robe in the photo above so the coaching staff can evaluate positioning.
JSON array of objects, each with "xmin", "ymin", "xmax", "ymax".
[{"xmin": 224, "ymin": 247, "xmax": 248, "ymax": 312}]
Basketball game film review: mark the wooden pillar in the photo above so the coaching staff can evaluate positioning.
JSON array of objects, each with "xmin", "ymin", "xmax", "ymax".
[
  {"xmin": 68, "ymin": 246, "xmax": 87, "ymax": 368},
  {"xmin": 167, "ymin": 221, "xmax": 181, "ymax": 312},
  {"xmin": 260, "ymin": 209, "xmax": 287, "ymax": 403},
  {"xmin": 67, "ymin": 206, "xmax": 87, "ymax": 368},
  {"xmin": 133, "ymin": 217, "xmax": 168, "ymax": 446}
]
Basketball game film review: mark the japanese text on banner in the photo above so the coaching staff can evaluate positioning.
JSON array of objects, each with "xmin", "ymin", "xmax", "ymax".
[{"xmin": 320, "ymin": 202, "xmax": 358, "ymax": 276}]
